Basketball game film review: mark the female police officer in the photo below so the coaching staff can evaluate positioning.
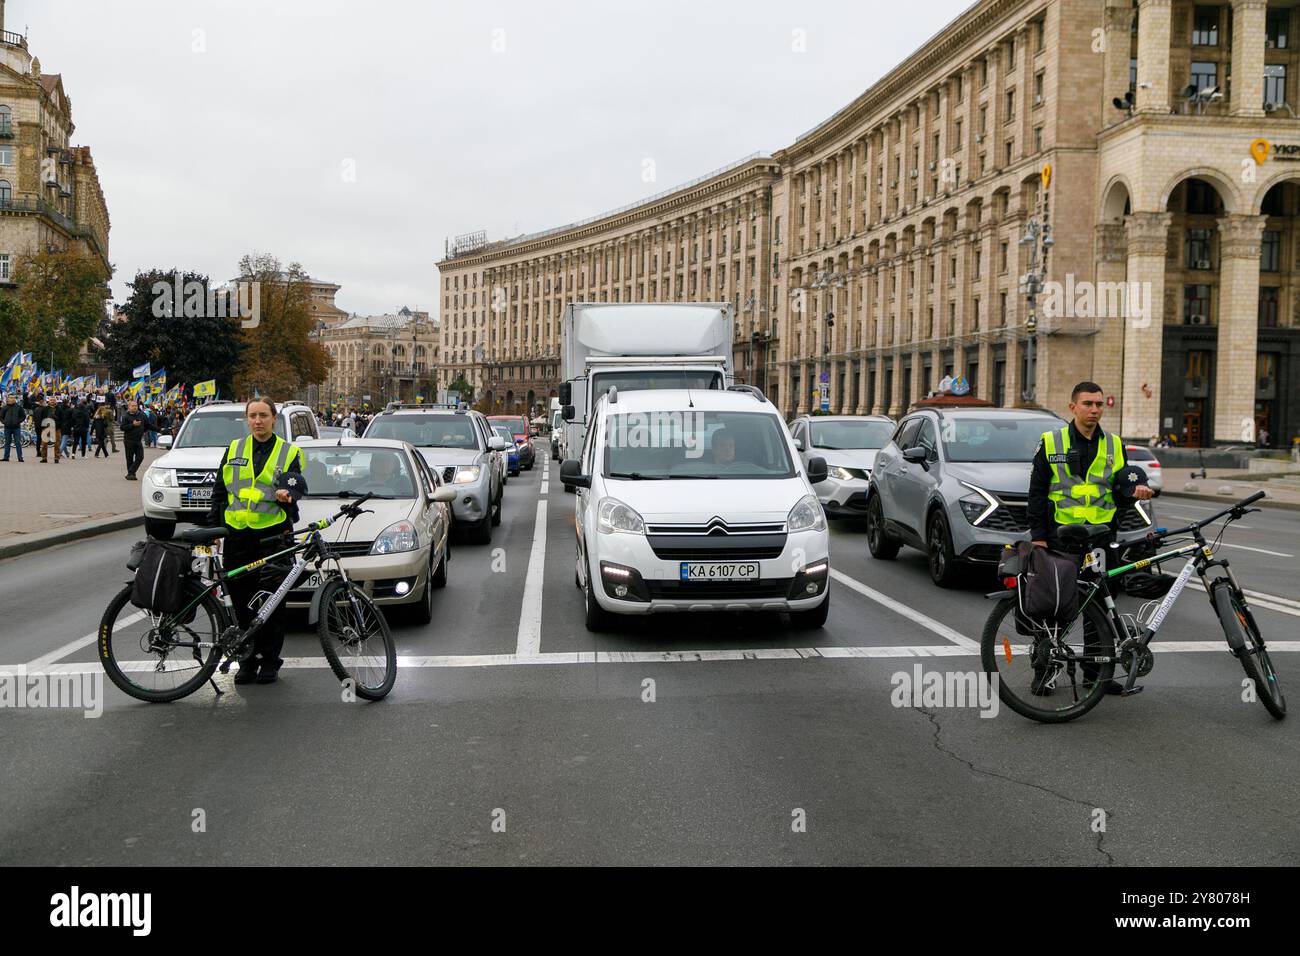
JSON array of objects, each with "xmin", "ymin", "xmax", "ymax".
[{"xmin": 204, "ymin": 398, "xmax": 306, "ymax": 684}]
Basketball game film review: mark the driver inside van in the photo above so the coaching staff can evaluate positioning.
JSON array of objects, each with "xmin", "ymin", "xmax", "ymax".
[{"xmin": 710, "ymin": 429, "xmax": 736, "ymax": 466}]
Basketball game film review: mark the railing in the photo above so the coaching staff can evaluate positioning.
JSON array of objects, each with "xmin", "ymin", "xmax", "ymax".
[
  {"xmin": 0, "ymin": 123, "xmax": 13, "ymax": 139},
  {"xmin": 1, "ymin": 30, "xmax": 27, "ymax": 49}
]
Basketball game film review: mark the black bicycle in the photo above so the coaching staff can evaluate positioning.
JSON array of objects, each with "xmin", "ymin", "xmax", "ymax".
[
  {"xmin": 99, "ymin": 494, "xmax": 397, "ymax": 703},
  {"xmin": 981, "ymin": 491, "xmax": 1285, "ymax": 723}
]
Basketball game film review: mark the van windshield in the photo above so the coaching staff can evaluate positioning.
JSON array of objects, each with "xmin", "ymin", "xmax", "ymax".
[
  {"xmin": 175, "ymin": 411, "xmax": 285, "ymax": 448},
  {"xmin": 603, "ymin": 410, "xmax": 795, "ymax": 480},
  {"xmin": 591, "ymin": 369, "xmax": 723, "ymax": 396}
]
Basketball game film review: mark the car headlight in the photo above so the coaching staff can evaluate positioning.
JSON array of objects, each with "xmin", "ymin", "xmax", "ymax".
[
  {"xmin": 788, "ymin": 493, "xmax": 826, "ymax": 532},
  {"xmin": 957, "ymin": 480, "xmax": 999, "ymax": 526},
  {"xmin": 827, "ymin": 466, "xmax": 854, "ymax": 481},
  {"xmin": 146, "ymin": 466, "xmax": 176, "ymax": 487},
  {"xmin": 596, "ymin": 496, "xmax": 645, "ymax": 535},
  {"xmin": 453, "ymin": 465, "xmax": 481, "ymax": 484},
  {"xmin": 1134, "ymin": 500, "xmax": 1151, "ymax": 526},
  {"xmin": 371, "ymin": 520, "xmax": 419, "ymax": 554}
]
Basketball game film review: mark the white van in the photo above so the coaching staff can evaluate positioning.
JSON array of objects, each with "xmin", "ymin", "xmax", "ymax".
[{"xmin": 559, "ymin": 386, "xmax": 832, "ymax": 631}]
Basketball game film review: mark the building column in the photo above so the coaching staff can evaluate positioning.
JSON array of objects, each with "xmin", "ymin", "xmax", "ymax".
[
  {"xmin": 1231, "ymin": 0, "xmax": 1268, "ymax": 117},
  {"xmin": 1214, "ymin": 214, "xmax": 1267, "ymax": 443},
  {"xmin": 856, "ymin": 353, "xmax": 870, "ymax": 414},
  {"xmin": 1093, "ymin": 223, "xmax": 1129, "ymax": 421},
  {"xmin": 1121, "ymin": 211, "xmax": 1172, "ymax": 441},
  {"xmin": 1135, "ymin": 0, "xmax": 1172, "ymax": 114},
  {"xmin": 1102, "ymin": 1, "xmax": 1135, "ymax": 118}
]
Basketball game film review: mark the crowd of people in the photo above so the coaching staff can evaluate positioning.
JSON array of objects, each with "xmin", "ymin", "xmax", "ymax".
[
  {"xmin": 319, "ymin": 406, "xmax": 372, "ymax": 434},
  {"xmin": 0, "ymin": 387, "xmax": 193, "ymax": 477}
]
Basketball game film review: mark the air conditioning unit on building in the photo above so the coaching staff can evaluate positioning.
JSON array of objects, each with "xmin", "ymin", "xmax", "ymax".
[
  {"xmin": 929, "ymin": 161, "xmax": 938, "ymax": 171},
  {"xmin": 1188, "ymin": 313, "xmax": 1209, "ymax": 326},
  {"xmin": 910, "ymin": 169, "xmax": 919, "ymax": 178},
  {"xmin": 976, "ymin": 133, "xmax": 986, "ymax": 143},
  {"xmin": 1034, "ymin": 94, "xmax": 1044, "ymax": 106},
  {"xmin": 1194, "ymin": 259, "xmax": 1212, "ymax": 270},
  {"xmin": 1264, "ymin": 102, "xmax": 1278, "ymax": 113},
  {"xmin": 890, "ymin": 180, "xmax": 899, "ymax": 188}
]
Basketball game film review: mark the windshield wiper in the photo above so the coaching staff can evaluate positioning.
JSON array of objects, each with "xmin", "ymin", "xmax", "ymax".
[
  {"xmin": 666, "ymin": 475, "xmax": 718, "ymax": 479},
  {"xmin": 333, "ymin": 491, "xmax": 394, "ymax": 499},
  {"xmin": 606, "ymin": 471, "xmax": 665, "ymax": 480}
]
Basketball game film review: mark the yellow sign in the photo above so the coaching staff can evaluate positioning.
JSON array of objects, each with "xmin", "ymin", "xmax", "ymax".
[
  {"xmin": 1250, "ymin": 138, "xmax": 1271, "ymax": 165},
  {"xmin": 1040, "ymin": 164, "xmax": 1052, "ymax": 190}
]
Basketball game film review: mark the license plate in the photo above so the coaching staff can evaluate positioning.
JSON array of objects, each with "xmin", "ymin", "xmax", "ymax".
[
  {"xmin": 191, "ymin": 545, "xmax": 212, "ymax": 557},
  {"xmin": 184, "ymin": 488, "xmax": 213, "ymax": 501},
  {"xmin": 295, "ymin": 573, "xmax": 321, "ymax": 591},
  {"xmin": 679, "ymin": 562, "xmax": 760, "ymax": 582}
]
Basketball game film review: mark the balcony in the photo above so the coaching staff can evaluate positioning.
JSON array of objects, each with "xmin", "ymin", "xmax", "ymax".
[
  {"xmin": 1, "ymin": 30, "xmax": 26, "ymax": 49},
  {"xmin": 0, "ymin": 123, "xmax": 12, "ymax": 139}
]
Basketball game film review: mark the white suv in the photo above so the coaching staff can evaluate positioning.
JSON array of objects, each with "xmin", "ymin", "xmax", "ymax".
[
  {"xmin": 142, "ymin": 400, "xmax": 320, "ymax": 539},
  {"xmin": 559, "ymin": 387, "xmax": 832, "ymax": 631}
]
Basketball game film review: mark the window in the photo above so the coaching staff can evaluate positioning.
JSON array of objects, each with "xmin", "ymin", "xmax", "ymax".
[
  {"xmin": 1259, "ymin": 287, "xmax": 1280, "ymax": 327},
  {"xmin": 0, "ymin": 179, "xmax": 10, "ymax": 203},
  {"xmin": 1261, "ymin": 231, "xmax": 1281, "ymax": 272},
  {"xmin": 980, "ymin": 59, "xmax": 989, "ymax": 87},
  {"xmin": 1005, "ymin": 141, "xmax": 1013, "ymax": 166},
  {"xmin": 1192, "ymin": 6, "xmax": 1219, "ymax": 46},
  {"xmin": 1129, "ymin": 58, "xmax": 1138, "ymax": 92},
  {"xmin": 1005, "ymin": 89, "xmax": 1016, "ymax": 120},
  {"xmin": 954, "ymin": 119, "xmax": 963, "ymax": 148},
  {"xmin": 979, "ymin": 105, "xmax": 988, "ymax": 134},
  {"xmin": 1186, "ymin": 229, "xmax": 1213, "ymax": 269},
  {"xmin": 1184, "ymin": 284, "xmax": 1212, "ymax": 324},
  {"xmin": 1190, "ymin": 61, "xmax": 1218, "ymax": 93},
  {"xmin": 0, "ymin": 146, "xmax": 12, "ymax": 167},
  {"xmin": 1267, "ymin": 9, "xmax": 1289, "ymax": 49},
  {"xmin": 1264, "ymin": 64, "xmax": 1286, "ymax": 107},
  {"xmin": 1034, "ymin": 126, "xmax": 1043, "ymax": 152},
  {"xmin": 0, "ymin": 105, "xmax": 9, "ymax": 136},
  {"xmin": 955, "ymin": 75, "xmax": 964, "ymax": 103},
  {"xmin": 0, "ymin": 253, "xmax": 9, "ymax": 281},
  {"xmin": 1034, "ymin": 19, "xmax": 1045, "ymax": 53},
  {"xmin": 999, "ymin": 242, "xmax": 1008, "ymax": 273}
]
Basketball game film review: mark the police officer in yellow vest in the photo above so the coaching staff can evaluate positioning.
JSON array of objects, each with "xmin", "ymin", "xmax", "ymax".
[
  {"xmin": 1027, "ymin": 381, "xmax": 1154, "ymax": 551},
  {"xmin": 204, "ymin": 398, "xmax": 306, "ymax": 685}
]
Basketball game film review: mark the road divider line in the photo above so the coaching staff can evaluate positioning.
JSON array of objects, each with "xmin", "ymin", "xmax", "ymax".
[
  {"xmin": 515, "ymin": 499, "xmax": 548, "ymax": 657},
  {"xmin": 26, "ymin": 611, "xmax": 146, "ymax": 669},
  {"xmin": 1216, "ymin": 542, "xmax": 1293, "ymax": 558},
  {"xmin": 828, "ymin": 568, "xmax": 981, "ymax": 651},
  {"xmin": 15, "ymin": 641, "xmax": 1300, "ymax": 675},
  {"xmin": 1186, "ymin": 580, "xmax": 1300, "ymax": 617}
]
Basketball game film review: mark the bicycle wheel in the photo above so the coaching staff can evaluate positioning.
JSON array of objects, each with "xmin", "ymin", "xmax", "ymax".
[
  {"xmin": 317, "ymin": 579, "xmax": 396, "ymax": 700},
  {"xmin": 99, "ymin": 582, "xmax": 228, "ymax": 703},
  {"xmin": 1212, "ymin": 580, "xmax": 1286, "ymax": 720},
  {"xmin": 981, "ymin": 594, "xmax": 1116, "ymax": 723}
]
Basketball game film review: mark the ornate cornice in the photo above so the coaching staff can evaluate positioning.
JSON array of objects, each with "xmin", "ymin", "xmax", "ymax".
[{"xmin": 1124, "ymin": 211, "xmax": 1172, "ymax": 256}]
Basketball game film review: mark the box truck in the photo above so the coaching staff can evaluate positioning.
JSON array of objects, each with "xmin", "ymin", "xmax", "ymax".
[{"xmin": 557, "ymin": 302, "xmax": 734, "ymax": 467}]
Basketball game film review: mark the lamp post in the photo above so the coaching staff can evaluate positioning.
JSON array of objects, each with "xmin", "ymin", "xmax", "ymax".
[
  {"xmin": 1018, "ymin": 216, "xmax": 1053, "ymax": 404},
  {"xmin": 808, "ymin": 270, "xmax": 847, "ymax": 412}
]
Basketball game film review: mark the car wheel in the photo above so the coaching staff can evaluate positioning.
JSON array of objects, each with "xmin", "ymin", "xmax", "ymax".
[
  {"xmin": 407, "ymin": 555, "xmax": 435, "ymax": 625},
  {"xmin": 927, "ymin": 510, "xmax": 961, "ymax": 588},
  {"xmin": 575, "ymin": 540, "xmax": 584, "ymax": 590},
  {"xmin": 145, "ymin": 517, "xmax": 175, "ymax": 541},
  {"xmin": 469, "ymin": 511, "xmax": 492, "ymax": 544},
  {"xmin": 865, "ymin": 494, "xmax": 900, "ymax": 560},
  {"xmin": 583, "ymin": 557, "xmax": 614, "ymax": 633},
  {"xmin": 790, "ymin": 586, "xmax": 830, "ymax": 629}
]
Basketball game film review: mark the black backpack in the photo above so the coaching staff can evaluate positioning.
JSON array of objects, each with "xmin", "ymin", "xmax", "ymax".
[{"xmin": 130, "ymin": 540, "xmax": 194, "ymax": 615}]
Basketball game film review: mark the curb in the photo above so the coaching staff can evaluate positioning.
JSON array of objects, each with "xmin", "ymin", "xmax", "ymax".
[
  {"xmin": 1160, "ymin": 491, "xmax": 1300, "ymax": 513},
  {"xmin": 0, "ymin": 513, "xmax": 143, "ymax": 560}
]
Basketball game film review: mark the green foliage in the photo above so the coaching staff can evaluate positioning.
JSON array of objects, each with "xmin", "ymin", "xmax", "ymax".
[
  {"xmin": 13, "ymin": 248, "xmax": 108, "ymax": 371},
  {"xmin": 0, "ymin": 293, "xmax": 27, "ymax": 364},
  {"xmin": 233, "ymin": 254, "xmax": 331, "ymax": 401}
]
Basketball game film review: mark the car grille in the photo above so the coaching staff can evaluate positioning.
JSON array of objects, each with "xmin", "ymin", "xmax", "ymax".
[
  {"xmin": 176, "ymin": 469, "xmax": 218, "ymax": 487},
  {"xmin": 978, "ymin": 492, "xmax": 1030, "ymax": 533},
  {"xmin": 648, "ymin": 535, "xmax": 787, "ymax": 561},
  {"xmin": 644, "ymin": 520, "xmax": 785, "ymax": 535},
  {"xmin": 442, "ymin": 466, "xmax": 457, "ymax": 484},
  {"xmin": 328, "ymin": 541, "xmax": 374, "ymax": 558},
  {"xmin": 1118, "ymin": 505, "xmax": 1151, "ymax": 533},
  {"xmin": 840, "ymin": 492, "xmax": 868, "ymax": 512},
  {"xmin": 645, "ymin": 579, "xmax": 793, "ymax": 601}
]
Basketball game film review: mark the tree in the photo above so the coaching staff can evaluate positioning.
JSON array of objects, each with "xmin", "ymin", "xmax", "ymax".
[
  {"xmin": 99, "ymin": 269, "xmax": 244, "ymax": 393},
  {"xmin": 447, "ymin": 374, "xmax": 471, "ymax": 397},
  {"xmin": 13, "ymin": 248, "xmax": 108, "ymax": 372},
  {"xmin": 0, "ymin": 294, "xmax": 27, "ymax": 365},
  {"xmin": 232, "ymin": 254, "xmax": 331, "ymax": 400}
]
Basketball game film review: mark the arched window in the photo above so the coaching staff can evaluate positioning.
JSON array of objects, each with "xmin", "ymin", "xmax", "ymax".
[{"xmin": 0, "ymin": 180, "xmax": 11, "ymax": 204}]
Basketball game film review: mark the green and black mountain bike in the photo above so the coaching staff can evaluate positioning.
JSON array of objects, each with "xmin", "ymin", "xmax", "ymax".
[
  {"xmin": 99, "ymin": 494, "xmax": 396, "ymax": 703},
  {"xmin": 982, "ymin": 491, "xmax": 1285, "ymax": 723}
]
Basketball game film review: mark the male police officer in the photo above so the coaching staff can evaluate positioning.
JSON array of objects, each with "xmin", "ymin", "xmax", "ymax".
[
  {"xmin": 1026, "ymin": 381, "xmax": 1154, "ymax": 695},
  {"xmin": 205, "ymin": 397, "xmax": 306, "ymax": 685}
]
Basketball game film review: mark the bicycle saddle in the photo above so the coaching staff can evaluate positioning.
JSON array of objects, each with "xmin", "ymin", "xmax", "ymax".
[
  {"xmin": 1055, "ymin": 524, "xmax": 1112, "ymax": 550},
  {"xmin": 177, "ymin": 526, "xmax": 229, "ymax": 543}
]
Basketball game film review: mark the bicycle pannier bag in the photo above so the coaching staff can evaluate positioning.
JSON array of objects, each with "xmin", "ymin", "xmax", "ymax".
[
  {"xmin": 1017, "ymin": 546, "xmax": 1079, "ymax": 628},
  {"xmin": 130, "ymin": 540, "xmax": 192, "ymax": 615}
]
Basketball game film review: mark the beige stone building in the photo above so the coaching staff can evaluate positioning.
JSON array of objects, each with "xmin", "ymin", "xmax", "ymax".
[
  {"xmin": 439, "ymin": 0, "xmax": 1300, "ymax": 448},
  {"xmin": 0, "ymin": 1, "xmax": 110, "ymax": 286},
  {"xmin": 316, "ymin": 306, "xmax": 439, "ymax": 410}
]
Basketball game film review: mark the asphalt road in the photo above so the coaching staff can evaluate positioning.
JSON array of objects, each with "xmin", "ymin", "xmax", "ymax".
[{"xmin": 2, "ymin": 446, "xmax": 1298, "ymax": 866}]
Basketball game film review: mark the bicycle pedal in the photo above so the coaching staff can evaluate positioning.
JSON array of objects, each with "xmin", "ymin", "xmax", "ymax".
[{"xmin": 1120, "ymin": 685, "xmax": 1144, "ymax": 697}]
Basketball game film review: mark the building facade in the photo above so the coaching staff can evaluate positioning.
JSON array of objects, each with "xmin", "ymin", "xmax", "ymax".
[
  {"xmin": 438, "ymin": 0, "xmax": 1300, "ymax": 448},
  {"xmin": 0, "ymin": 1, "xmax": 110, "ymax": 287},
  {"xmin": 316, "ymin": 307, "xmax": 439, "ymax": 410}
]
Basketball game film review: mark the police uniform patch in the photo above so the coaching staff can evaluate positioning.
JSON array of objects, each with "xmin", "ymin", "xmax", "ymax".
[
  {"xmin": 229, "ymin": 458, "xmax": 249, "ymax": 466},
  {"xmin": 1047, "ymin": 453, "xmax": 1070, "ymax": 464}
]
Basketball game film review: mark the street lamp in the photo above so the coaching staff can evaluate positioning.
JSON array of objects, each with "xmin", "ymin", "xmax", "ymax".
[{"xmin": 1018, "ymin": 217, "xmax": 1054, "ymax": 403}]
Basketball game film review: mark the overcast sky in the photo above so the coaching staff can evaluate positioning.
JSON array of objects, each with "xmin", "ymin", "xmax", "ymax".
[{"xmin": 26, "ymin": 0, "xmax": 973, "ymax": 319}]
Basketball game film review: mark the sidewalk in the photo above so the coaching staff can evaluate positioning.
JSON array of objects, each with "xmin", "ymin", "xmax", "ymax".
[
  {"xmin": 1158, "ymin": 465, "xmax": 1300, "ymax": 510},
  {"xmin": 0, "ymin": 443, "xmax": 166, "ymax": 542}
]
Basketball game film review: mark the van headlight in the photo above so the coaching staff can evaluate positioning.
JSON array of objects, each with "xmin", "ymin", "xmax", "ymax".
[
  {"xmin": 371, "ymin": 520, "xmax": 419, "ymax": 554},
  {"xmin": 596, "ymin": 496, "xmax": 645, "ymax": 535},
  {"xmin": 787, "ymin": 493, "xmax": 826, "ymax": 532},
  {"xmin": 453, "ymin": 465, "xmax": 481, "ymax": 484},
  {"xmin": 146, "ymin": 466, "xmax": 176, "ymax": 487},
  {"xmin": 828, "ymin": 465, "xmax": 855, "ymax": 481}
]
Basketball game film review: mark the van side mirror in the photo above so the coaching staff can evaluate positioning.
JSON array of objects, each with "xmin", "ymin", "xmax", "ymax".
[
  {"xmin": 157, "ymin": 435, "xmax": 173, "ymax": 449},
  {"xmin": 559, "ymin": 458, "xmax": 590, "ymax": 489},
  {"xmin": 559, "ymin": 382, "xmax": 572, "ymax": 405},
  {"xmin": 562, "ymin": 405, "xmax": 575, "ymax": 422},
  {"xmin": 793, "ymin": 438, "xmax": 804, "ymax": 452},
  {"xmin": 806, "ymin": 456, "xmax": 828, "ymax": 484}
]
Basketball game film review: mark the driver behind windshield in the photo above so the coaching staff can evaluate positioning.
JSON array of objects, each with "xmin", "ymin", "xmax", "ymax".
[
  {"xmin": 358, "ymin": 453, "xmax": 402, "ymax": 495},
  {"xmin": 710, "ymin": 429, "xmax": 736, "ymax": 466}
]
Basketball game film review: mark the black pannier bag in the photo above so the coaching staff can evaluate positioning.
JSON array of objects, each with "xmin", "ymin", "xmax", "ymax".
[
  {"xmin": 1017, "ymin": 545, "xmax": 1079, "ymax": 629},
  {"xmin": 130, "ymin": 540, "xmax": 194, "ymax": 615}
]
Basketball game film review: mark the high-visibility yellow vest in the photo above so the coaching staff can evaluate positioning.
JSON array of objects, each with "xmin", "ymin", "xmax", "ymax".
[
  {"xmin": 221, "ymin": 434, "xmax": 303, "ymax": 530},
  {"xmin": 1042, "ymin": 426, "xmax": 1125, "ymax": 526}
]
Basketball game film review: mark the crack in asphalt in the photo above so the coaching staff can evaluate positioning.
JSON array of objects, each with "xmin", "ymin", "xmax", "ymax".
[{"xmin": 915, "ymin": 706, "xmax": 1116, "ymax": 866}]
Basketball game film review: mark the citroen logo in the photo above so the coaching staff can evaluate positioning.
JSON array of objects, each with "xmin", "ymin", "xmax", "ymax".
[{"xmin": 705, "ymin": 516, "xmax": 730, "ymax": 535}]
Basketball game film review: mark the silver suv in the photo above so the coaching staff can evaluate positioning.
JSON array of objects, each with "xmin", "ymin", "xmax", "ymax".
[
  {"xmin": 363, "ymin": 404, "xmax": 507, "ymax": 543},
  {"xmin": 865, "ymin": 407, "xmax": 1156, "ymax": 587}
]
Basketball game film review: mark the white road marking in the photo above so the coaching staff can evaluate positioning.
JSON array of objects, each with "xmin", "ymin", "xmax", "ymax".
[
  {"xmin": 1186, "ymin": 581, "xmax": 1300, "ymax": 617},
  {"xmin": 15, "ymin": 641, "xmax": 1300, "ymax": 676},
  {"xmin": 514, "ymin": 499, "xmax": 548, "ymax": 657},
  {"xmin": 829, "ymin": 568, "xmax": 981, "ymax": 651},
  {"xmin": 1216, "ymin": 542, "xmax": 1293, "ymax": 558},
  {"xmin": 26, "ymin": 611, "xmax": 147, "ymax": 669}
]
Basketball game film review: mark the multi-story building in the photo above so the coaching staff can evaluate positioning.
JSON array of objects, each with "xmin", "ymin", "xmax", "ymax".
[
  {"xmin": 316, "ymin": 306, "xmax": 439, "ymax": 410},
  {"xmin": 439, "ymin": 0, "xmax": 1300, "ymax": 448},
  {"xmin": 0, "ymin": 1, "xmax": 110, "ymax": 286}
]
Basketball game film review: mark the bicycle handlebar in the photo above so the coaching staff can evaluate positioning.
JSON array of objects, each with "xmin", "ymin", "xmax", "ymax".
[{"xmin": 1152, "ymin": 490, "xmax": 1266, "ymax": 542}]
